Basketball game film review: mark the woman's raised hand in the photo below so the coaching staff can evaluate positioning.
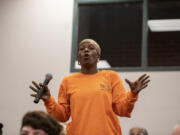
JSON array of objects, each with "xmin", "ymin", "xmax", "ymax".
[
  {"xmin": 29, "ymin": 81, "xmax": 51, "ymax": 102},
  {"xmin": 125, "ymin": 74, "xmax": 150, "ymax": 94}
]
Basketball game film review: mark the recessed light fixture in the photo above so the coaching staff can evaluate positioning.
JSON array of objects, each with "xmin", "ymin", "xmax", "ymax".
[{"xmin": 148, "ymin": 19, "xmax": 180, "ymax": 32}]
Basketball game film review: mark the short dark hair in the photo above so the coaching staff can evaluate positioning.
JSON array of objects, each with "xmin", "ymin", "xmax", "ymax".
[
  {"xmin": 21, "ymin": 111, "xmax": 62, "ymax": 135},
  {"xmin": 141, "ymin": 128, "xmax": 148, "ymax": 135},
  {"xmin": 0, "ymin": 123, "xmax": 3, "ymax": 129},
  {"xmin": 0, "ymin": 123, "xmax": 3, "ymax": 135}
]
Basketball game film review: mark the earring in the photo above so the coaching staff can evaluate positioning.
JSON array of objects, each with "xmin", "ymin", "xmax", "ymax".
[
  {"xmin": 97, "ymin": 58, "xmax": 100, "ymax": 62},
  {"xmin": 78, "ymin": 61, "xmax": 81, "ymax": 65}
]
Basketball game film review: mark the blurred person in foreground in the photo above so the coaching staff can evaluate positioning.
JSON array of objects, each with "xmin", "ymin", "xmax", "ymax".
[
  {"xmin": 172, "ymin": 124, "xmax": 180, "ymax": 135},
  {"xmin": 20, "ymin": 110, "xmax": 63, "ymax": 135},
  {"xmin": 129, "ymin": 127, "xmax": 148, "ymax": 135},
  {"xmin": 30, "ymin": 39, "xmax": 150, "ymax": 135}
]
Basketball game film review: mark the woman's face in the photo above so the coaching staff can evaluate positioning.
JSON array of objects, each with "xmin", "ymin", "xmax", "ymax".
[{"xmin": 77, "ymin": 42, "xmax": 99, "ymax": 67}]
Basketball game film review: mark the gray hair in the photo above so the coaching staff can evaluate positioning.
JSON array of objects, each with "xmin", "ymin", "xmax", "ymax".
[{"xmin": 129, "ymin": 127, "xmax": 148, "ymax": 135}]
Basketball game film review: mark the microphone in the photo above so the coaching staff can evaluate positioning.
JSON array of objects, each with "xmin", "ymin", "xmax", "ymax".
[{"xmin": 34, "ymin": 73, "xmax": 53, "ymax": 104}]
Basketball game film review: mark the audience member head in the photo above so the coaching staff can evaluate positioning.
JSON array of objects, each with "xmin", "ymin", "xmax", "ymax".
[
  {"xmin": 0, "ymin": 123, "xmax": 3, "ymax": 135},
  {"xmin": 172, "ymin": 124, "xmax": 180, "ymax": 135},
  {"xmin": 129, "ymin": 127, "xmax": 148, "ymax": 135},
  {"xmin": 20, "ymin": 111, "xmax": 63, "ymax": 135}
]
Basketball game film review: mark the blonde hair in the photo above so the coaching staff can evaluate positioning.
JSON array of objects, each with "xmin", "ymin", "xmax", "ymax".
[{"xmin": 79, "ymin": 39, "xmax": 101, "ymax": 56}]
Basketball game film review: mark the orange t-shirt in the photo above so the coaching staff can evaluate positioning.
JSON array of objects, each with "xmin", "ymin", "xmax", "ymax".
[{"xmin": 44, "ymin": 70, "xmax": 138, "ymax": 135}]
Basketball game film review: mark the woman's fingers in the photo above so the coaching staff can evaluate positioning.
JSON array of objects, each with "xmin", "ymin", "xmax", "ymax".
[
  {"xmin": 30, "ymin": 91, "xmax": 47, "ymax": 100},
  {"xmin": 139, "ymin": 84, "xmax": 148, "ymax": 91},
  {"xmin": 138, "ymin": 74, "xmax": 147, "ymax": 81},
  {"xmin": 142, "ymin": 80, "xmax": 150, "ymax": 86},
  {"xmin": 32, "ymin": 81, "xmax": 40, "ymax": 89},
  {"xmin": 29, "ymin": 81, "xmax": 51, "ymax": 102},
  {"xmin": 125, "ymin": 79, "xmax": 132, "ymax": 86},
  {"xmin": 30, "ymin": 94, "xmax": 36, "ymax": 97},
  {"xmin": 29, "ymin": 85, "xmax": 38, "ymax": 93},
  {"xmin": 140, "ymin": 75, "xmax": 150, "ymax": 83},
  {"xmin": 39, "ymin": 83, "xmax": 43, "ymax": 87}
]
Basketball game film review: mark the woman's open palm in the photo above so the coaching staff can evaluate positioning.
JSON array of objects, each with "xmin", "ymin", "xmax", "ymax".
[{"xmin": 125, "ymin": 74, "xmax": 150, "ymax": 94}]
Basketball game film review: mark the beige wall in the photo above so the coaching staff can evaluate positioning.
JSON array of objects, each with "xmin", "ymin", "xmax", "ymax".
[{"xmin": 0, "ymin": 0, "xmax": 179, "ymax": 135}]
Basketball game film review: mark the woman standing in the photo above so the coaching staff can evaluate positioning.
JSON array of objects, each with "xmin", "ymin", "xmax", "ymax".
[{"xmin": 30, "ymin": 39, "xmax": 150, "ymax": 135}]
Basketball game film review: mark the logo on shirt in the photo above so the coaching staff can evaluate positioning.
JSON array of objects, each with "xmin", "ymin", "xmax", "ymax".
[{"xmin": 100, "ymin": 84, "xmax": 111, "ymax": 93}]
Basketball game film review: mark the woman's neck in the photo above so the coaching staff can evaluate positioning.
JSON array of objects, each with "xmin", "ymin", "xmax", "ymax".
[{"xmin": 81, "ymin": 65, "xmax": 98, "ymax": 74}]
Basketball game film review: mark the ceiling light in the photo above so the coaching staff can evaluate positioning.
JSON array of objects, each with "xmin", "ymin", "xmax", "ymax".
[{"xmin": 148, "ymin": 19, "xmax": 180, "ymax": 32}]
